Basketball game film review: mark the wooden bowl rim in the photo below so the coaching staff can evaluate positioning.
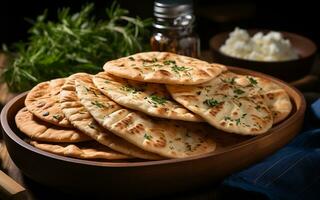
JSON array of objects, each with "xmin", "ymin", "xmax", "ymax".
[
  {"xmin": 0, "ymin": 67, "xmax": 306, "ymax": 167},
  {"xmin": 210, "ymin": 29, "xmax": 317, "ymax": 63}
]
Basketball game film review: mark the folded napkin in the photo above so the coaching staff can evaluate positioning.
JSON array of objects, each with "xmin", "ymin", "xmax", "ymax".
[{"xmin": 222, "ymin": 98, "xmax": 320, "ymax": 200}]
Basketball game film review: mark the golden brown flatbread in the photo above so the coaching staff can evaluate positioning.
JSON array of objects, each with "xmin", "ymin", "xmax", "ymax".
[
  {"xmin": 104, "ymin": 51, "xmax": 226, "ymax": 85},
  {"xmin": 15, "ymin": 107, "xmax": 91, "ymax": 142},
  {"xmin": 30, "ymin": 141, "xmax": 131, "ymax": 160},
  {"xmin": 76, "ymin": 78, "xmax": 217, "ymax": 158},
  {"xmin": 60, "ymin": 73, "xmax": 163, "ymax": 160},
  {"xmin": 167, "ymin": 72, "xmax": 273, "ymax": 135},
  {"xmin": 25, "ymin": 78, "xmax": 72, "ymax": 128},
  {"xmin": 93, "ymin": 72, "xmax": 203, "ymax": 122},
  {"xmin": 233, "ymin": 74, "xmax": 292, "ymax": 124}
]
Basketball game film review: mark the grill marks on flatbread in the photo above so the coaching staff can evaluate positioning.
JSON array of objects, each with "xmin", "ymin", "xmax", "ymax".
[
  {"xmin": 15, "ymin": 107, "xmax": 91, "ymax": 142},
  {"xmin": 233, "ymin": 75, "xmax": 292, "ymax": 124},
  {"xmin": 93, "ymin": 72, "xmax": 203, "ymax": 122},
  {"xmin": 25, "ymin": 78, "xmax": 72, "ymax": 128},
  {"xmin": 76, "ymin": 79, "xmax": 216, "ymax": 158},
  {"xmin": 60, "ymin": 73, "xmax": 162, "ymax": 160},
  {"xmin": 104, "ymin": 51, "xmax": 227, "ymax": 85},
  {"xmin": 30, "ymin": 141, "xmax": 130, "ymax": 160},
  {"xmin": 167, "ymin": 72, "xmax": 273, "ymax": 135}
]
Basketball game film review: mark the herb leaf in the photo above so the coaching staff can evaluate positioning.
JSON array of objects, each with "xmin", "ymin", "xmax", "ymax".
[
  {"xmin": 149, "ymin": 94, "xmax": 167, "ymax": 105},
  {"xmin": 221, "ymin": 77, "xmax": 235, "ymax": 84},
  {"xmin": 203, "ymin": 99, "xmax": 220, "ymax": 107},
  {"xmin": 121, "ymin": 85, "xmax": 143, "ymax": 94},
  {"xmin": 163, "ymin": 60, "xmax": 176, "ymax": 65},
  {"xmin": 247, "ymin": 76, "xmax": 258, "ymax": 85},
  {"xmin": 233, "ymin": 88, "xmax": 245, "ymax": 95},
  {"xmin": 52, "ymin": 114, "xmax": 61, "ymax": 120},
  {"xmin": 144, "ymin": 133, "xmax": 153, "ymax": 140},
  {"xmin": 171, "ymin": 65, "xmax": 190, "ymax": 73},
  {"xmin": 91, "ymin": 101, "xmax": 105, "ymax": 108}
]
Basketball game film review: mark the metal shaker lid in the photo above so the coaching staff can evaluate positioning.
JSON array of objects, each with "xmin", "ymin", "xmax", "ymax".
[{"xmin": 154, "ymin": 0, "xmax": 193, "ymax": 19}]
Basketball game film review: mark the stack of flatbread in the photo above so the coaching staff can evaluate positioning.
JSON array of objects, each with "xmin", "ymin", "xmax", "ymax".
[{"xmin": 16, "ymin": 51, "xmax": 292, "ymax": 161}]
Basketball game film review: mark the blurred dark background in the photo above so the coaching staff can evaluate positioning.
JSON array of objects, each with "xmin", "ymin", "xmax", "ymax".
[{"xmin": 1, "ymin": 0, "xmax": 319, "ymax": 50}]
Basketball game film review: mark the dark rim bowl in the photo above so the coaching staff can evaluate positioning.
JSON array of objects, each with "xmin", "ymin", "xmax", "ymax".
[
  {"xmin": 210, "ymin": 30, "xmax": 317, "ymax": 82},
  {"xmin": 0, "ymin": 66, "xmax": 306, "ymax": 198}
]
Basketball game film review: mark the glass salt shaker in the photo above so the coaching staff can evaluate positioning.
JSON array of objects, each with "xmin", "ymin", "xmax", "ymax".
[{"xmin": 150, "ymin": 0, "xmax": 200, "ymax": 58}]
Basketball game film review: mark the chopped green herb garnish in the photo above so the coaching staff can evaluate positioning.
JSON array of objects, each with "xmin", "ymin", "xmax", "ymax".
[
  {"xmin": 91, "ymin": 101, "xmax": 105, "ymax": 108},
  {"xmin": 255, "ymin": 105, "xmax": 261, "ymax": 111},
  {"xmin": 247, "ymin": 76, "xmax": 258, "ymax": 85},
  {"xmin": 235, "ymin": 118, "xmax": 241, "ymax": 125},
  {"xmin": 142, "ymin": 58, "xmax": 158, "ymax": 66},
  {"xmin": 104, "ymin": 80, "xmax": 109, "ymax": 84},
  {"xmin": 241, "ymin": 113, "xmax": 247, "ymax": 118},
  {"xmin": 149, "ymin": 94, "xmax": 167, "ymax": 105},
  {"xmin": 163, "ymin": 60, "xmax": 176, "ymax": 65},
  {"xmin": 143, "ymin": 63, "xmax": 163, "ymax": 68},
  {"xmin": 224, "ymin": 116, "xmax": 232, "ymax": 121},
  {"xmin": 144, "ymin": 133, "xmax": 153, "ymax": 140},
  {"xmin": 171, "ymin": 65, "xmax": 190, "ymax": 73},
  {"xmin": 121, "ymin": 85, "xmax": 143, "ymax": 94},
  {"xmin": 128, "ymin": 56, "xmax": 135, "ymax": 61},
  {"xmin": 221, "ymin": 77, "xmax": 235, "ymax": 84},
  {"xmin": 203, "ymin": 99, "xmax": 220, "ymax": 107},
  {"xmin": 52, "ymin": 114, "xmax": 61, "ymax": 120},
  {"xmin": 233, "ymin": 88, "xmax": 245, "ymax": 95}
]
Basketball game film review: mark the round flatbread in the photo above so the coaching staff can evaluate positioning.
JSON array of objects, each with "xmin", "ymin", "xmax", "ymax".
[
  {"xmin": 167, "ymin": 72, "xmax": 273, "ymax": 135},
  {"xmin": 233, "ymin": 74, "xmax": 292, "ymax": 124},
  {"xmin": 60, "ymin": 73, "xmax": 162, "ymax": 160},
  {"xmin": 30, "ymin": 141, "xmax": 130, "ymax": 160},
  {"xmin": 93, "ymin": 72, "xmax": 203, "ymax": 122},
  {"xmin": 25, "ymin": 78, "xmax": 72, "ymax": 128},
  {"xmin": 15, "ymin": 107, "xmax": 91, "ymax": 142},
  {"xmin": 76, "ymin": 78, "xmax": 216, "ymax": 158},
  {"xmin": 104, "ymin": 51, "xmax": 227, "ymax": 85}
]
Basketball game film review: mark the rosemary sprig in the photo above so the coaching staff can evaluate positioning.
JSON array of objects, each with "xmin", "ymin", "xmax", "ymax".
[{"xmin": 1, "ymin": 2, "xmax": 152, "ymax": 92}]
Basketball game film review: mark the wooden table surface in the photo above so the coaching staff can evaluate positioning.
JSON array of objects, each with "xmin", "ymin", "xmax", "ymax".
[{"xmin": 0, "ymin": 51, "xmax": 319, "ymax": 200}]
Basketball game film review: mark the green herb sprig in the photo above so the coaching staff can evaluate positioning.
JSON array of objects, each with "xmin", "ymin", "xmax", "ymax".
[
  {"xmin": 203, "ymin": 99, "xmax": 220, "ymax": 107},
  {"xmin": 149, "ymin": 94, "xmax": 167, "ymax": 106},
  {"xmin": 1, "ymin": 2, "xmax": 152, "ymax": 92}
]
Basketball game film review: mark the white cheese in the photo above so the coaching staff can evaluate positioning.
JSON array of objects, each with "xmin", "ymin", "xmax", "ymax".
[{"xmin": 219, "ymin": 27, "xmax": 298, "ymax": 61}]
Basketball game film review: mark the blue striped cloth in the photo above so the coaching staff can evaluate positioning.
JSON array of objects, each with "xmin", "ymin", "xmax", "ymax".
[{"xmin": 223, "ymin": 99, "xmax": 320, "ymax": 200}]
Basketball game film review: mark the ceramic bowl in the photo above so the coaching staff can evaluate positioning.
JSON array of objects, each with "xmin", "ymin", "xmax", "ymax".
[{"xmin": 210, "ymin": 30, "xmax": 317, "ymax": 82}]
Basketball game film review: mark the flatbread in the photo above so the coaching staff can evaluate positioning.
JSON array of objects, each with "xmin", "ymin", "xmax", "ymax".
[
  {"xmin": 233, "ymin": 74, "xmax": 292, "ymax": 124},
  {"xmin": 25, "ymin": 78, "xmax": 72, "ymax": 128},
  {"xmin": 15, "ymin": 107, "xmax": 91, "ymax": 142},
  {"xmin": 167, "ymin": 72, "xmax": 273, "ymax": 135},
  {"xmin": 76, "ymin": 78, "xmax": 216, "ymax": 158},
  {"xmin": 104, "ymin": 51, "xmax": 227, "ymax": 85},
  {"xmin": 60, "ymin": 73, "xmax": 162, "ymax": 160},
  {"xmin": 30, "ymin": 141, "xmax": 130, "ymax": 160},
  {"xmin": 93, "ymin": 72, "xmax": 203, "ymax": 122}
]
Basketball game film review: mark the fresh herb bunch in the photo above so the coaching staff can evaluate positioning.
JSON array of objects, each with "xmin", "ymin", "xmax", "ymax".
[{"xmin": 1, "ymin": 2, "xmax": 152, "ymax": 92}]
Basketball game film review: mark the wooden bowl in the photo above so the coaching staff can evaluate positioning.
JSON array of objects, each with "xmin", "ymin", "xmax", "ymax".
[
  {"xmin": 210, "ymin": 30, "xmax": 317, "ymax": 82},
  {"xmin": 0, "ymin": 67, "xmax": 306, "ymax": 199}
]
